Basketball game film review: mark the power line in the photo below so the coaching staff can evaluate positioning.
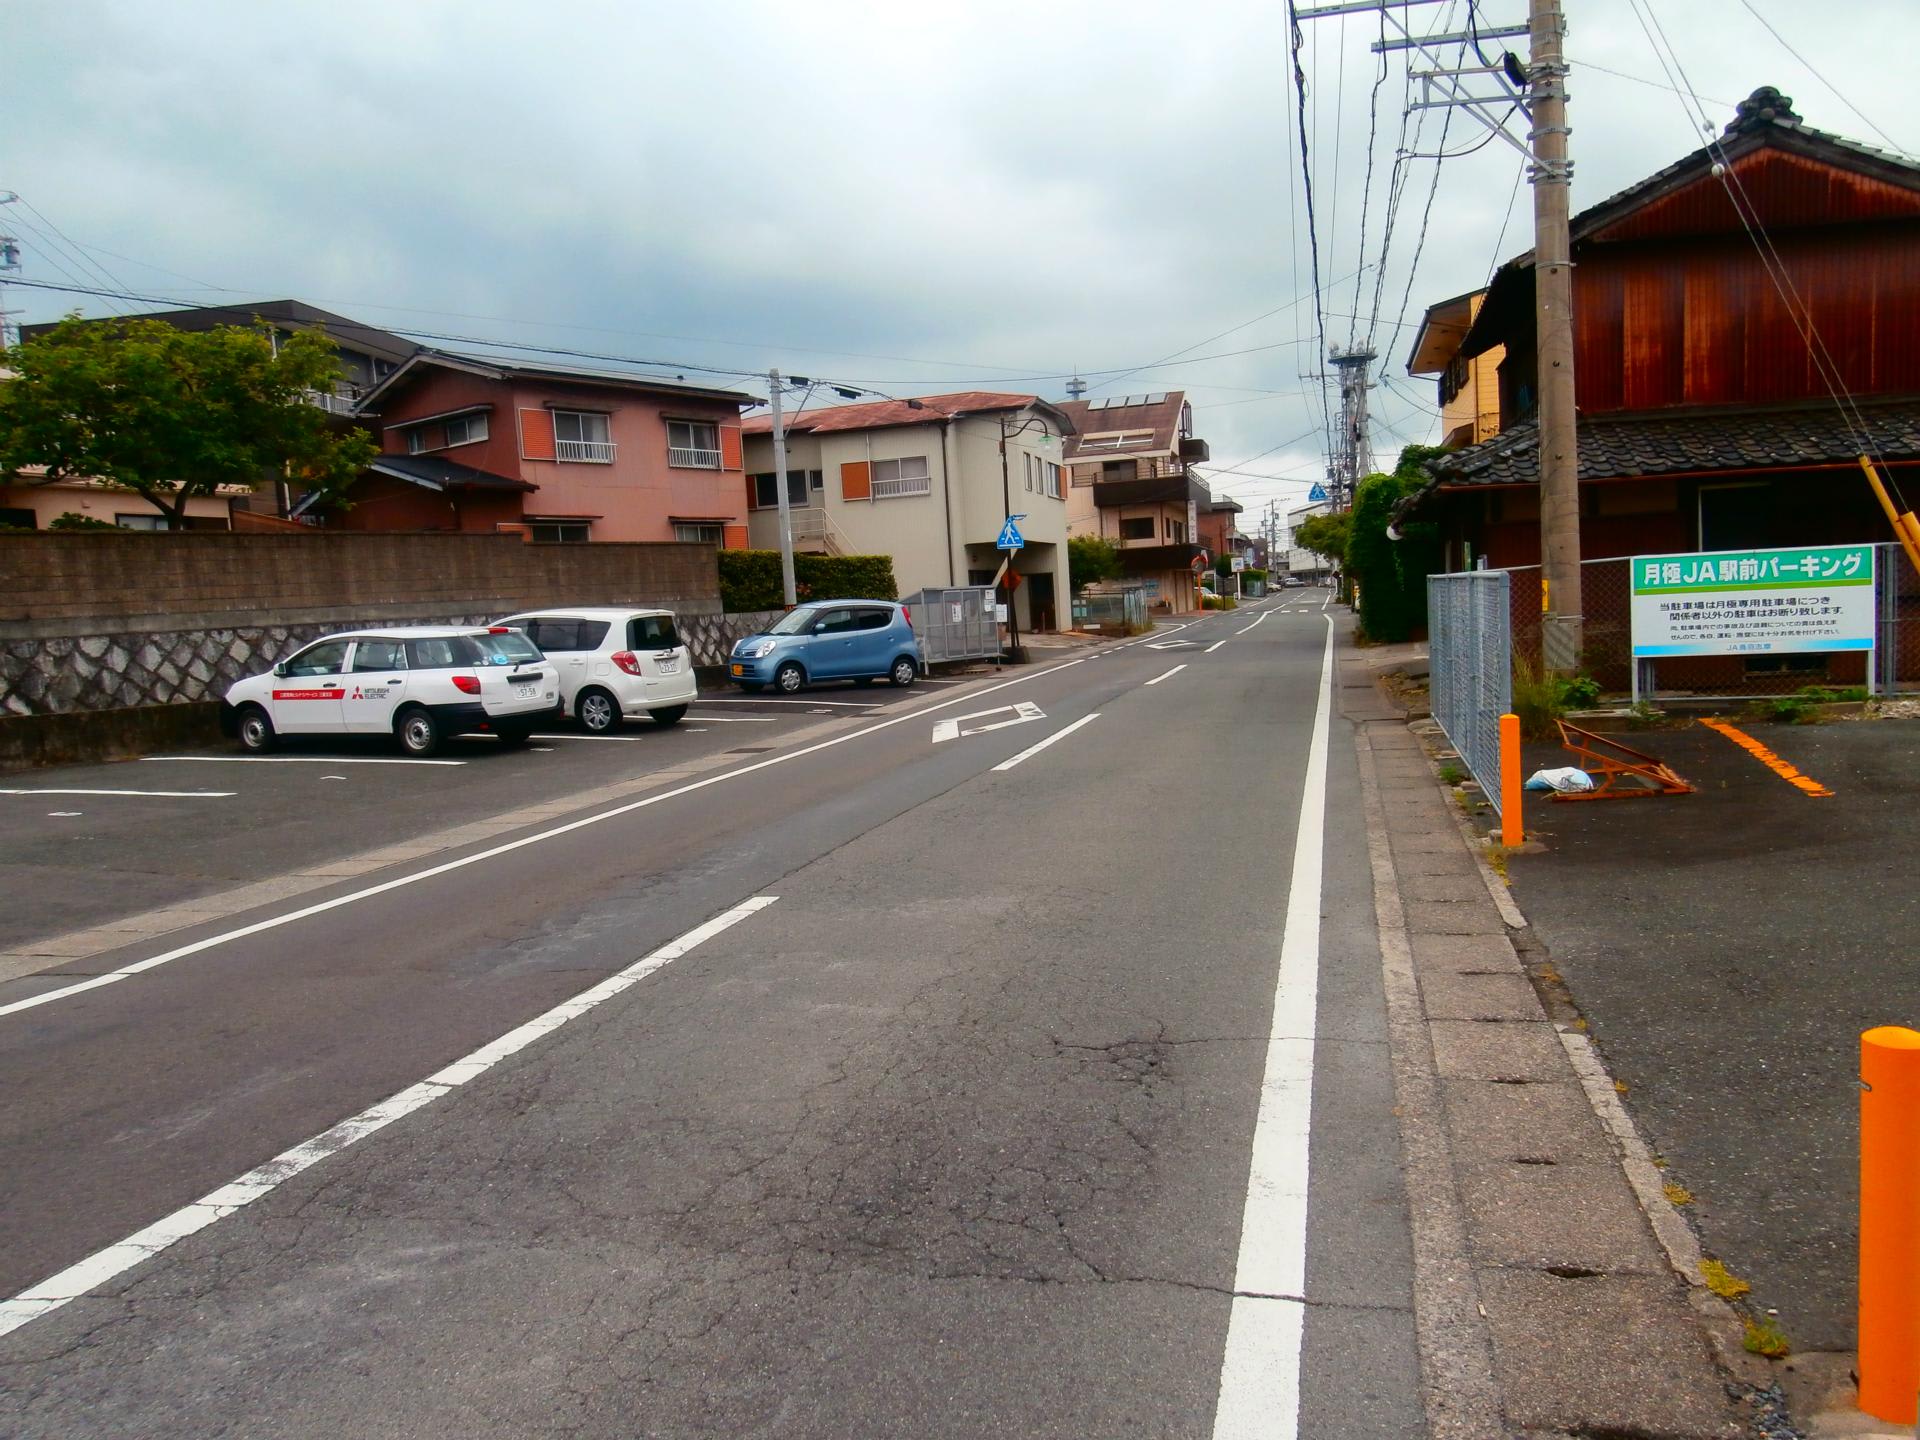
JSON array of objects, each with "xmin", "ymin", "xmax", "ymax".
[{"xmin": 1735, "ymin": 0, "xmax": 1911, "ymax": 158}]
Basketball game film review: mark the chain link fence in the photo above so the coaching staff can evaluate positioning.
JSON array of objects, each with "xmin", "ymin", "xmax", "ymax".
[
  {"xmin": 1500, "ymin": 542, "xmax": 1919, "ymax": 698},
  {"xmin": 1427, "ymin": 568, "xmax": 1512, "ymax": 818}
]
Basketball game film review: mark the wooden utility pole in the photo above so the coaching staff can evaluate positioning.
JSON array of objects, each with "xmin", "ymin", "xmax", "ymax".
[{"xmin": 1530, "ymin": 0, "xmax": 1581, "ymax": 672}]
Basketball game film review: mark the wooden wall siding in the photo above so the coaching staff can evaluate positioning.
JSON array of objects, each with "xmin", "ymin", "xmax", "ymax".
[
  {"xmin": 1574, "ymin": 224, "xmax": 1920, "ymax": 412},
  {"xmin": 1591, "ymin": 149, "xmax": 1920, "ymax": 244}
]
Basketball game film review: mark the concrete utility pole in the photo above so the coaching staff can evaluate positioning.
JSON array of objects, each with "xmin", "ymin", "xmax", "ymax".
[
  {"xmin": 1530, "ymin": 0, "xmax": 1581, "ymax": 672},
  {"xmin": 1328, "ymin": 346, "xmax": 1377, "ymax": 508},
  {"xmin": 767, "ymin": 368, "xmax": 798, "ymax": 608}
]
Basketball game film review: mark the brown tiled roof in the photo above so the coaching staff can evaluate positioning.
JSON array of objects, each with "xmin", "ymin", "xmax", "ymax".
[
  {"xmin": 741, "ymin": 391, "xmax": 1045, "ymax": 436},
  {"xmin": 1407, "ymin": 397, "xmax": 1920, "ymax": 505},
  {"xmin": 1058, "ymin": 392, "xmax": 1187, "ymax": 461}
]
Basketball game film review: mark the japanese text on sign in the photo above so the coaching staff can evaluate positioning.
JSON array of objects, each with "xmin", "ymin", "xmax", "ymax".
[{"xmin": 1629, "ymin": 545, "xmax": 1875, "ymax": 659}]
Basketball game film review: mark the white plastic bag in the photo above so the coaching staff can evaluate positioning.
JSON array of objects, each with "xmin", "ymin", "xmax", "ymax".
[{"xmin": 1524, "ymin": 766, "xmax": 1594, "ymax": 794}]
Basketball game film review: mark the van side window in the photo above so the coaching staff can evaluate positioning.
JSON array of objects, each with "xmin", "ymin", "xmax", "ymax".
[
  {"xmin": 406, "ymin": 638, "xmax": 460, "ymax": 669},
  {"xmin": 351, "ymin": 640, "xmax": 407, "ymax": 672}
]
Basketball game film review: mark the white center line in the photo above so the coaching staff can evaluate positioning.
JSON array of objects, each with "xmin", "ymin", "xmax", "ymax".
[
  {"xmin": 0, "ymin": 896, "xmax": 779, "ymax": 1343},
  {"xmin": 1, "ymin": 651, "xmax": 1096, "ymax": 1022},
  {"xmin": 1205, "ymin": 641, "xmax": 1227, "ymax": 654},
  {"xmin": 1144, "ymin": 664, "xmax": 1188, "ymax": 686},
  {"xmin": 144, "ymin": 755, "xmax": 466, "ymax": 767},
  {"xmin": 990, "ymin": 713, "xmax": 1100, "ymax": 772},
  {"xmin": 0, "ymin": 789, "xmax": 235, "ymax": 799},
  {"xmin": 1209, "ymin": 615, "xmax": 1333, "ymax": 1440}
]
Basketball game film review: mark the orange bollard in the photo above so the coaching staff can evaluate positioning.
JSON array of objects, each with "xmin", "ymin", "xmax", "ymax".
[
  {"xmin": 1859, "ymin": 1025, "xmax": 1920, "ymax": 1422},
  {"xmin": 1499, "ymin": 712, "xmax": 1523, "ymax": 848}
]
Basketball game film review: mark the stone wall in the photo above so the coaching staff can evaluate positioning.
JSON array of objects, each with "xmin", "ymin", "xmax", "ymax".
[{"xmin": 0, "ymin": 533, "xmax": 784, "ymax": 720}]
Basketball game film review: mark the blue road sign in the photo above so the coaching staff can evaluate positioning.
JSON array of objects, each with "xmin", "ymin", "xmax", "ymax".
[
  {"xmin": 996, "ymin": 516, "xmax": 1025, "ymax": 550},
  {"xmin": 1308, "ymin": 482, "xmax": 1329, "ymax": 503}
]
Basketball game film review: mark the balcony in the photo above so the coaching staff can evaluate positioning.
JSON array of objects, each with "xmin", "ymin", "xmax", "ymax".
[
  {"xmin": 303, "ymin": 384, "xmax": 362, "ymax": 416},
  {"xmin": 557, "ymin": 439, "xmax": 617, "ymax": 463},
  {"xmin": 668, "ymin": 445, "xmax": 721, "ymax": 469}
]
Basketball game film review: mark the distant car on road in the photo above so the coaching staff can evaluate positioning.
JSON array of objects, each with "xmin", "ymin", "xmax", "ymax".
[
  {"xmin": 222, "ymin": 626, "xmax": 560, "ymax": 757},
  {"xmin": 494, "ymin": 607, "xmax": 696, "ymax": 733},
  {"xmin": 729, "ymin": 600, "xmax": 922, "ymax": 693}
]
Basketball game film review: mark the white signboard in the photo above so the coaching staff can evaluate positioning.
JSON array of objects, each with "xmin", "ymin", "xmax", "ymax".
[{"xmin": 1629, "ymin": 544, "xmax": 1875, "ymax": 658}]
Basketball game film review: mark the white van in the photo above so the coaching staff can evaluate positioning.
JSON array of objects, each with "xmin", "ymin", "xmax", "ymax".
[{"xmin": 493, "ymin": 608, "xmax": 698, "ymax": 732}]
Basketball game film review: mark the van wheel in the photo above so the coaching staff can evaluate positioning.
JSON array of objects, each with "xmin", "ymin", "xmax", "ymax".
[
  {"xmin": 495, "ymin": 725, "xmax": 531, "ymax": 749},
  {"xmin": 649, "ymin": 705, "xmax": 687, "ymax": 727},
  {"xmin": 775, "ymin": 662, "xmax": 806, "ymax": 694},
  {"xmin": 237, "ymin": 705, "xmax": 276, "ymax": 753},
  {"xmin": 397, "ymin": 706, "xmax": 441, "ymax": 757},
  {"xmin": 577, "ymin": 688, "xmax": 622, "ymax": 733},
  {"xmin": 889, "ymin": 657, "xmax": 918, "ymax": 688}
]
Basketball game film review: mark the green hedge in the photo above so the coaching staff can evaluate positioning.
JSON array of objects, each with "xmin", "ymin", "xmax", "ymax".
[{"xmin": 718, "ymin": 550, "xmax": 899, "ymax": 612}]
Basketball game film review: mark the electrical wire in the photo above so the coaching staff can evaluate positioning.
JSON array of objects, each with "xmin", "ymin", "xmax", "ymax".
[{"xmin": 1735, "ymin": 0, "xmax": 1911, "ymax": 158}]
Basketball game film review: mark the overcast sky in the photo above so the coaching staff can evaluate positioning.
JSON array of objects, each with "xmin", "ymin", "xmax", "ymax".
[{"xmin": 7, "ymin": 0, "xmax": 1916, "ymax": 526}]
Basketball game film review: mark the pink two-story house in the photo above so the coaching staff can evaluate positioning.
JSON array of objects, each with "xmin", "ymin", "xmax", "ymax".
[{"xmin": 321, "ymin": 351, "xmax": 755, "ymax": 543}]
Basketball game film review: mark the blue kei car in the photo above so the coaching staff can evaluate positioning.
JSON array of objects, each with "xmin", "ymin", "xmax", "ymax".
[{"xmin": 729, "ymin": 600, "xmax": 923, "ymax": 693}]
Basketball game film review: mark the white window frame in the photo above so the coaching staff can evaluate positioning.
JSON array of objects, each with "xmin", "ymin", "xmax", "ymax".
[
  {"xmin": 443, "ymin": 413, "xmax": 489, "ymax": 448},
  {"xmin": 553, "ymin": 410, "xmax": 615, "ymax": 464},
  {"xmin": 406, "ymin": 427, "xmax": 429, "ymax": 455},
  {"xmin": 674, "ymin": 522, "xmax": 725, "ymax": 544},
  {"xmin": 871, "ymin": 455, "xmax": 932, "ymax": 499},
  {"xmin": 527, "ymin": 519, "xmax": 592, "ymax": 542},
  {"xmin": 667, "ymin": 419, "xmax": 722, "ymax": 469},
  {"xmin": 1044, "ymin": 461, "xmax": 1062, "ymax": 499}
]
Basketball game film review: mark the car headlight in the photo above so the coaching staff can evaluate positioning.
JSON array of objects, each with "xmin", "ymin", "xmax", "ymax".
[{"xmin": 738, "ymin": 640, "xmax": 776, "ymax": 660}]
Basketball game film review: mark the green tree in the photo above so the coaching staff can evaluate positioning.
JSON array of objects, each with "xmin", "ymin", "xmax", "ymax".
[
  {"xmin": 1345, "ymin": 444, "xmax": 1446, "ymax": 643},
  {"xmin": 1293, "ymin": 511, "xmax": 1350, "ymax": 563},
  {"xmin": 0, "ymin": 314, "xmax": 377, "ymax": 529},
  {"xmin": 1066, "ymin": 534, "xmax": 1124, "ymax": 594}
]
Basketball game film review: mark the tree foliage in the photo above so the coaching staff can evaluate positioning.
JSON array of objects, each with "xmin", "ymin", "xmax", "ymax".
[
  {"xmin": 718, "ymin": 550, "xmax": 900, "ymax": 612},
  {"xmin": 1346, "ymin": 444, "xmax": 1446, "ymax": 643},
  {"xmin": 1292, "ymin": 511, "xmax": 1350, "ymax": 562},
  {"xmin": 1066, "ymin": 534, "xmax": 1124, "ymax": 594},
  {"xmin": 0, "ymin": 314, "xmax": 378, "ymax": 529}
]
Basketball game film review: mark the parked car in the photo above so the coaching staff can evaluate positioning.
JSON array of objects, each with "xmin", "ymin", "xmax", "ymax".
[
  {"xmin": 494, "ymin": 607, "xmax": 696, "ymax": 733},
  {"xmin": 221, "ymin": 626, "xmax": 561, "ymax": 757},
  {"xmin": 728, "ymin": 600, "xmax": 922, "ymax": 693}
]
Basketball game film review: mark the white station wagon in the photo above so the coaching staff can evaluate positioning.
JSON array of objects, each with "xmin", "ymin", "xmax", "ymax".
[
  {"xmin": 493, "ymin": 607, "xmax": 697, "ymax": 732},
  {"xmin": 221, "ymin": 626, "xmax": 561, "ymax": 757}
]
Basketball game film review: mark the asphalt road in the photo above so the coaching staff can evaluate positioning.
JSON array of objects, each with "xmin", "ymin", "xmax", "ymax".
[{"xmin": 0, "ymin": 589, "xmax": 1422, "ymax": 1437}]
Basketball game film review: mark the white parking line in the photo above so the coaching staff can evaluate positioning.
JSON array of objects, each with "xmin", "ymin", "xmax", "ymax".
[
  {"xmin": 0, "ymin": 789, "xmax": 235, "ymax": 799},
  {"xmin": 1205, "ymin": 641, "xmax": 1227, "ymax": 654},
  {"xmin": 685, "ymin": 715, "xmax": 776, "ymax": 723},
  {"xmin": 1144, "ymin": 664, "xmax": 1188, "ymax": 686},
  {"xmin": 144, "ymin": 755, "xmax": 466, "ymax": 768},
  {"xmin": 0, "ymin": 896, "xmax": 779, "ymax": 1343},
  {"xmin": 693, "ymin": 697, "xmax": 881, "ymax": 708},
  {"xmin": 990, "ymin": 713, "xmax": 1100, "ymax": 772},
  {"xmin": 0, "ymin": 650, "xmax": 1098, "ymax": 1023},
  {"xmin": 531, "ymin": 733, "xmax": 636, "ymax": 742},
  {"xmin": 1209, "ymin": 616, "xmax": 1333, "ymax": 1440}
]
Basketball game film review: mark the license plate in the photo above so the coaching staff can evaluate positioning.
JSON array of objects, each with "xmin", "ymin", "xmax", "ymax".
[
  {"xmin": 730, "ymin": 663, "xmax": 745, "ymax": 676},
  {"xmin": 513, "ymin": 684, "xmax": 536, "ymax": 699},
  {"xmin": 657, "ymin": 657, "xmax": 679, "ymax": 674}
]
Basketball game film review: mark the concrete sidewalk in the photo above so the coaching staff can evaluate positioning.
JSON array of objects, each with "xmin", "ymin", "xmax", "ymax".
[{"xmin": 1343, "ymin": 641, "xmax": 1761, "ymax": 1438}]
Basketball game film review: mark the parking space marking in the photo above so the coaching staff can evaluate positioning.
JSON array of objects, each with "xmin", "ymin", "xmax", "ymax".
[
  {"xmin": 0, "ymin": 650, "xmax": 1097, "ymax": 1024},
  {"xmin": 990, "ymin": 713, "xmax": 1100, "ymax": 772},
  {"xmin": 0, "ymin": 789, "xmax": 236, "ymax": 799},
  {"xmin": 685, "ymin": 715, "xmax": 777, "ymax": 723},
  {"xmin": 144, "ymin": 755, "xmax": 466, "ymax": 768},
  {"xmin": 1698, "ymin": 717, "xmax": 1835, "ymax": 797},
  {"xmin": 532, "ymin": 733, "xmax": 637, "ymax": 742},
  {"xmin": 693, "ymin": 696, "xmax": 882, "ymax": 708},
  {"xmin": 1145, "ymin": 664, "xmax": 1188, "ymax": 687},
  {"xmin": 0, "ymin": 896, "xmax": 780, "ymax": 1344}
]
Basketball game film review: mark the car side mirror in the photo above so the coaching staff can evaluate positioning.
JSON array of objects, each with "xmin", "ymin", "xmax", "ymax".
[
  {"xmin": 272, "ymin": 662, "xmax": 289, "ymax": 677},
  {"xmin": 813, "ymin": 622, "xmax": 829, "ymax": 634}
]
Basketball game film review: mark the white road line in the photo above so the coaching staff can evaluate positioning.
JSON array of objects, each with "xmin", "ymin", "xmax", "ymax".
[
  {"xmin": 144, "ymin": 755, "xmax": 466, "ymax": 767},
  {"xmin": 1209, "ymin": 615, "xmax": 1333, "ymax": 1440},
  {"xmin": 990, "ymin": 713, "xmax": 1100, "ymax": 772},
  {"xmin": 532, "ymin": 733, "xmax": 637, "ymax": 742},
  {"xmin": 0, "ymin": 896, "xmax": 778, "ymax": 1343},
  {"xmin": 1205, "ymin": 641, "xmax": 1227, "ymax": 654},
  {"xmin": 0, "ymin": 789, "xmax": 236, "ymax": 799},
  {"xmin": 684, "ymin": 714, "xmax": 777, "ymax": 723},
  {"xmin": 1144, "ymin": 664, "xmax": 1187, "ymax": 686},
  {"xmin": 1236, "ymin": 611, "xmax": 1274, "ymax": 635},
  {"xmin": 693, "ymin": 697, "xmax": 881, "ymax": 708},
  {"xmin": 0, "ymin": 651, "xmax": 1096, "ymax": 1022}
]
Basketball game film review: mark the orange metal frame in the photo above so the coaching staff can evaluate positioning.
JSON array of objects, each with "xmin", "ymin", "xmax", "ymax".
[{"xmin": 1552, "ymin": 720, "xmax": 1696, "ymax": 801}]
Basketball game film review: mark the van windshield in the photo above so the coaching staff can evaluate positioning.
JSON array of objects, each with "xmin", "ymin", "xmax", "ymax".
[{"xmin": 767, "ymin": 608, "xmax": 819, "ymax": 636}]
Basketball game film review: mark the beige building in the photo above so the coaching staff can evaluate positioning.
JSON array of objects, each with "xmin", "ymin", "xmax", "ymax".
[
  {"xmin": 1059, "ymin": 391, "xmax": 1213, "ymax": 614},
  {"xmin": 1406, "ymin": 288, "xmax": 1505, "ymax": 449},
  {"xmin": 741, "ymin": 391, "xmax": 1075, "ymax": 632},
  {"xmin": 0, "ymin": 468, "xmax": 239, "ymax": 531}
]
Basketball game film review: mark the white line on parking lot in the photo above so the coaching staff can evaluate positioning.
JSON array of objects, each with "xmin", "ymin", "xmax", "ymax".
[
  {"xmin": 685, "ymin": 715, "xmax": 776, "ymax": 723},
  {"xmin": 990, "ymin": 713, "xmax": 1100, "ymax": 772},
  {"xmin": 144, "ymin": 755, "xmax": 466, "ymax": 767},
  {"xmin": 694, "ymin": 696, "xmax": 881, "ymax": 708},
  {"xmin": 1145, "ymin": 664, "xmax": 1188, "ymax": 686},
  {"xmin": 0, "ymin": 895, "xmax": 780, "ymax": 1344},
  {"xmin": 0, "ymin": 789, "xmax": 236, "ymax": 799},
  {"xmin": 0, "ymin": 651, "xmax": 1099, "ymax": 1023},
  {"xmin": 531, "ymin": 733, "xmax": 637, "ymax": 742},
  {"xmin": 1205, "ymin": 641, "xmax": 1227, "ymax": 654}
]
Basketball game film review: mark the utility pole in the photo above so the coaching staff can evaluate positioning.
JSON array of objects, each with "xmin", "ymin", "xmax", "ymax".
[
  {"xmin": 0, "ymin": 193, "xmax": 21, "ymax": 353},
  {"xmin": 1328, "ymin": 345, "xmax": 1377, "ymax": 508},
  {"xmin": 1529, "ymin": 0, "xmax": 1582, "ymax": 672},
  {"xmin": 767, "ymin": 368, "xmax": 797, "ymax": 608}
]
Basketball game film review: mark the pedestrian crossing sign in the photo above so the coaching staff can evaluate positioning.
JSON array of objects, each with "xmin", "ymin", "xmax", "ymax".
[
  {"xmin": 1308, "ymin": 483, "xmax": 1329, "ymax": 502},
  {"xmin": 996, "ymin": 517, "xmax": 1025, "ymax": 550}
]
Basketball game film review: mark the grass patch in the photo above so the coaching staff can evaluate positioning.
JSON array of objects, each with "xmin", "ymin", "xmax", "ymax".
[
  {"xmin": 1743, "ymin": 1316, "xmax": 1791, "ymax": 1358},
  {"xmin": 1700, "ymin": 1258, "xmax": 1751, "ymax": 1299},
  {"xmin": 1512, "ymin": 657, "xmax": 1604, "ymax": 740},
  {"xmin": 1663, "ymin": 1181, "xmax": 1694, "ymax": 1206},
  {"xmin": 1483, "ymin": 844, "xmax": 1511, "ymax": 883},
  {"xmin": 1438, "ymin": 763, "xmax": 1465, "ymax": 785}
]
